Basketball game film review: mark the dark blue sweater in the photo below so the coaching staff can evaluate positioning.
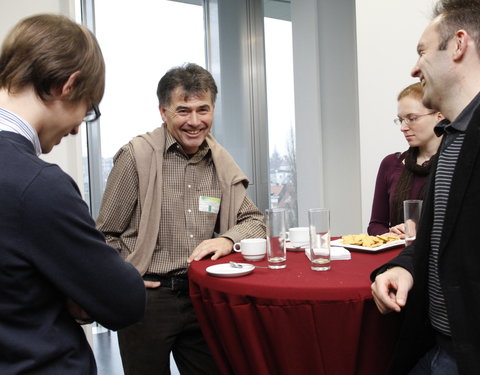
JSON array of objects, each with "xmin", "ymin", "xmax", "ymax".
[{"xmin": 0, "ymin": 131, "xmax": 146, "ymax": 374}]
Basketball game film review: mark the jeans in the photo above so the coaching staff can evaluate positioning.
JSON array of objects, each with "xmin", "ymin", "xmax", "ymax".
[{"xmin": 409, "ymin": 345, "xmax": 459, "ymax": 375}]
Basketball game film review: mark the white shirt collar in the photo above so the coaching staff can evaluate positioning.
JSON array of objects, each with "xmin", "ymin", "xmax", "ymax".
[{"xmin": 0, "ymin": 107, "xmax": 42, "ymax": 156}]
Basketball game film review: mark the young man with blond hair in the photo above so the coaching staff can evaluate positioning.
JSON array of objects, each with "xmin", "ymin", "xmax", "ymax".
[{"xmin": 0, "ymin": 14, "xmax": 146, "ymax": 375}]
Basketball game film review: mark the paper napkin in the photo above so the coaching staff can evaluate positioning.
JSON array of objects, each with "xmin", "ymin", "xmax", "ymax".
[{"xmin": 304, "ymin": 247, "xmax": 351, "ymax": 261}]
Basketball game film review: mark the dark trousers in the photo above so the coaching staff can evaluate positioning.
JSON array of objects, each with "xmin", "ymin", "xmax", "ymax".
[
  {"xmin": 408, "ymin": 345, "xmax": 459, "ymax": 375},
  {"xmin": 118, "ymin": 287, "xmax": 220, "ymax": 375}
]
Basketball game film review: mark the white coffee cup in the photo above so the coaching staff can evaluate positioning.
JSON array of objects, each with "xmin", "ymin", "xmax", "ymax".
[
  {"xmin": 287, "ymin": 227, "xmax": 309, "ymax": 247},
  {"xmin": 233, "ymin": 238, "xmax": 266, "ymax": 261}
]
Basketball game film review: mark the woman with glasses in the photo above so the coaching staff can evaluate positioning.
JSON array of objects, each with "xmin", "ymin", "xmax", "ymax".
[{"xmin": 367, "ymin": 82, "xmax": 443, "ymax": 237}]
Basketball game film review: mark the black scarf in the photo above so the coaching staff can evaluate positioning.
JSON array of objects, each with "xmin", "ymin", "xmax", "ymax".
[{"xmin": 390, "ymin": 147, "xmax": 436, "ymax": 226}]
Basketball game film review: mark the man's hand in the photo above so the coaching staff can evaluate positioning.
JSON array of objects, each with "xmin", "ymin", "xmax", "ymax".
[
  {"xmin": 371, "ymin": 266, "xmax": 413, "ymax": 314},
  {"xmin": 144, "ymin": 280, "xmax": 161, "ymax": 288},
  {"xmin": 187, "ymin": 237, "xmax": 233, "ymax": 263}
]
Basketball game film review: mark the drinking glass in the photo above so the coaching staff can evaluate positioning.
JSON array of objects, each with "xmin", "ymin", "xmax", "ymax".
[
  {"xmin": 308, "ymin": 208, "xmax": 331, "ymax": 271},
  {"xmin": 403, "ymin": 200, "xmax": 423, "ymax": 246},
  {"xmin": 265, "ymin": 208, "xmax": 287, "ymax": 269}
]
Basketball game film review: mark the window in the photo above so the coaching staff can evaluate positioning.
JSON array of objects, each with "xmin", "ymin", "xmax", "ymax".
[
  {"xmin": 81, "ymin": 0, "xmax": 297, "ymax": 224},
  {"xmin": 83, "ymin": 0, "xmax": 205, "ymax": 215},
  {"xmin": 264, "ymin": 1, "xmax": 297, "ymax": 225}
]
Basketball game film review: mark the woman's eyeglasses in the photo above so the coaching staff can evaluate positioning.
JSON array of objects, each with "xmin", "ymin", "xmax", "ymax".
[{"xmin": 394, "ymin": 111, "xmax": 435, "ymax": 126}]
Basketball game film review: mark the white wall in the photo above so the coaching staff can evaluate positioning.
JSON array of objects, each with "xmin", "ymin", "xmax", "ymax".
[
  {"xmin": 0, "ymin": 0, "xmax": 83, "ymax": 189},
  {"xmin": 356, "ymin": 0, "xmax": 434, "ymax": 230},
  {"xmin": 290, "ymin": 0, "xmax": 435, "ymax": 235}
]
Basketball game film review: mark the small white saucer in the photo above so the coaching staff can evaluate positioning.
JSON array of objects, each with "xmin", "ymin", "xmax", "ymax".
[
  {"xmin": 206, "ymin": 263, "xmax": 255, "ymax": 278},
  {"xmin": 286, "ymin": 240, "xmax": 308, "ymax": 252}
]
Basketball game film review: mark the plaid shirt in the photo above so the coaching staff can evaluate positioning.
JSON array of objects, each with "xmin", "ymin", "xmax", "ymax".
[{"xmin": 98, "ymin": 130, "xmax": 265, "ymax": 276}]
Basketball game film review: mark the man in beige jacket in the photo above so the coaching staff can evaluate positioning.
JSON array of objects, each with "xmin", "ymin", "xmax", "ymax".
[{"xmin": 97, "ymin": 63, "xmax": 265, "ymax": 375}]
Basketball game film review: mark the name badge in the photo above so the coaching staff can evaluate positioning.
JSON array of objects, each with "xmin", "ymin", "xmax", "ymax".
[{"xmin": 199, "ymin": 196, "xmax": 221, "ymax": 213}]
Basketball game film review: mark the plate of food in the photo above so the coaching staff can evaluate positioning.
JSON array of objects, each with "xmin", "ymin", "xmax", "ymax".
[{"xmin": 331, "ymin": 233, "xmax": 405, "ymax": 252}]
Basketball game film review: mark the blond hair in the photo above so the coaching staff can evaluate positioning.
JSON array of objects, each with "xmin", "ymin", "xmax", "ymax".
[
  {"xmin": 0, "ymin": 14, "xmax": 105, "ymax": 105},
  {"xmin": 397, "ymin": 82, "xmax": 424, "ymax": 102}
]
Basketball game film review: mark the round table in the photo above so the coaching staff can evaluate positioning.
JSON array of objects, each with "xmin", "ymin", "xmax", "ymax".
[{"xmin": 188, "ymin": 247, "xmax": 403, "ymax": 375}]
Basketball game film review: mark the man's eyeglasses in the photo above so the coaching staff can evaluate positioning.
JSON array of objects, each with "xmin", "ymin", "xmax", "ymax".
[
  {"xmin": 83, "ymin": 103, "xmax": 101, "ymax": 123},
  {"xmin": 394, "ymin": 111, "xmax": 435, "ymax": 126}
]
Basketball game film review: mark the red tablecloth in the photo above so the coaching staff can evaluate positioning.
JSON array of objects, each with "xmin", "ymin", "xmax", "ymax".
[{"xmin": 189, "ymin": 247, "xmax": 403, "ymax": 375}]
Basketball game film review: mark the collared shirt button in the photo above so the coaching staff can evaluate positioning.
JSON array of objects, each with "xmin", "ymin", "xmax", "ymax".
[
  {"xmin": 189, "ymin": 234, "xmax": 194, "ymax": 238},
  {"xmin": 188, "ymin": 209, "xmax": 192, "ymax": 213},
  {"xmin": 188, "ymin": 184, "xmax": 192, "ymax": 188}
]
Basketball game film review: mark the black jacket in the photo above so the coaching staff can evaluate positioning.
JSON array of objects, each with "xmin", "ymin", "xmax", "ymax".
[
  {"xmin": 372, "ymin": 100, "xmax": 480, "ymax": 375},
  {"xmin": 0, "ymin": 132, "xmax": 146, "ymax": 374}
]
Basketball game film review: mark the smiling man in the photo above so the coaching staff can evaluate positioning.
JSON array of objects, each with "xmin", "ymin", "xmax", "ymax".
[
  {"xmin": 370, "ymin": 0, "xmax": 480, "ymax": 374},
  {"xmin": 0, "ymin": 14, "xmax": 146, "ymax": 375},
  {"xmin": 96, "ymin": 63, "xmax": 266, "ymax": 375}
]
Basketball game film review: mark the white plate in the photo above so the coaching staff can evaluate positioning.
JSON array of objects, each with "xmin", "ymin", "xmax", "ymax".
[
  {"xmin": 330, "ymin": 238, "xmax": 405, "ymax": 252},
  {"xmin": 206, "ymin": 263, "xmax": 255, "ymax": 278}
]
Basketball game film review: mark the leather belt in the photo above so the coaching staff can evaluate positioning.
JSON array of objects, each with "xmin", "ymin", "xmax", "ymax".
[{"xmin": 143, "ymin": 274, "xmax": 189, "ymax": 292}]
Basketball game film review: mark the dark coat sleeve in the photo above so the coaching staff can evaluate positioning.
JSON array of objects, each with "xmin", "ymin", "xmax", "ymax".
[
  {"xmin": 370, "ymin": 242, "xmax": 416, "ymax": 281},
  {"xmin": 22, "ymin": 165, "xmax": 146, "ymax": 330}
]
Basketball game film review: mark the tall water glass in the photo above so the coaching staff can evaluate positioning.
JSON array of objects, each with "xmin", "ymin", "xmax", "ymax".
[
  {"xmin": 308, "ymin": 208, "xmax": 331, "ymax": 271},
  {"xmin": 265, "ymin": 208, "xmax": 287, "ymax": 269},
  {"xmin": 404, "ymin": 200, "xmax": 423, "ymax": 247}
]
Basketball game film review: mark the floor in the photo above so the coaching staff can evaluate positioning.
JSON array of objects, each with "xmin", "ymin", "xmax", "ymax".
[{"xmin": 93, "ymin": 329, "xmax": 180, "ymax": 375}]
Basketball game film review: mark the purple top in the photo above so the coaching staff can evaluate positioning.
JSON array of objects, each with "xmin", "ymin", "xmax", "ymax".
[{"xmin": 367, "ymin": 152, "xmax": 427, "ymax": 235}]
